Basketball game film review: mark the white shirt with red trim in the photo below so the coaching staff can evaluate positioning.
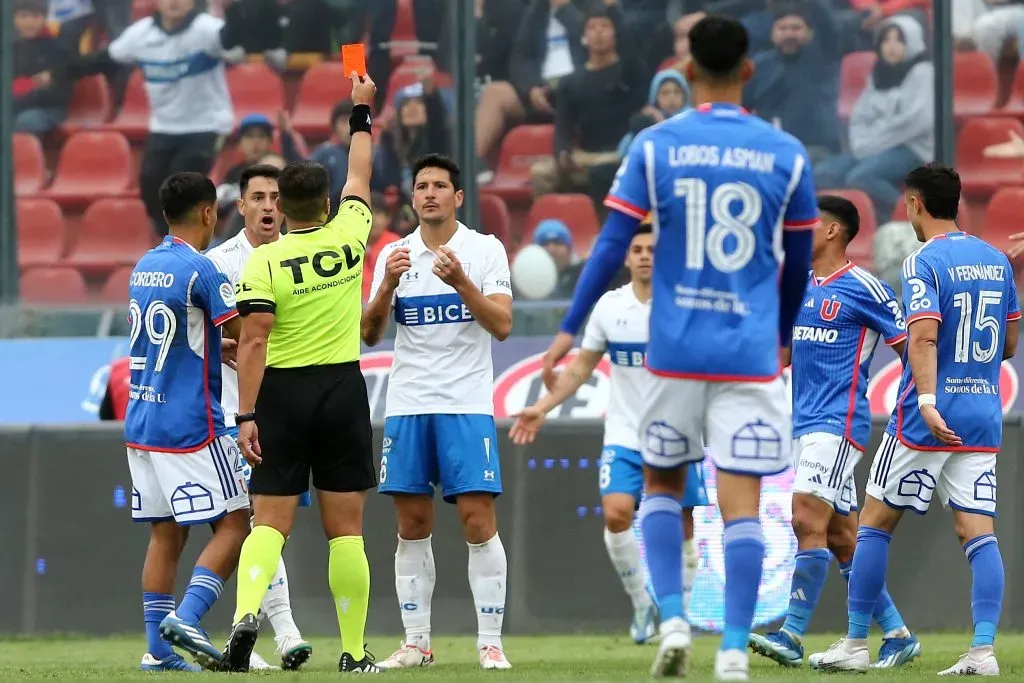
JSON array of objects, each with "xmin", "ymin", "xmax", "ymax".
[
  {"xmin": 125, "ymin": 235, "xmax": 238, "ymax": 452},
  {"xmin": 604, "ymin": 102, "xmax": 819, "ymax": 381},
  {"xmin": 886, "ymin": 232, "xmax": 1020, "ymax": 451},
  {"xmin": 791, "ymin": 262, "xmax": 907, "ymax": 450}
]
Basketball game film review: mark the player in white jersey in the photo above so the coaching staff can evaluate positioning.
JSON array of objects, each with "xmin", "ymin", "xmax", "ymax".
[
  {"xmin": 812, "ymin": 165, "xmax": 1019, "ymax": 675},
  {"xmin": 205, "ymin": 164, "xmax": 311, "ymax": 671},
  {"xmin": 511, "ymin": 223, "xmax": 710, "ymax": 643},
  {"xmin": 362, "ymin": 154, "xmax": 514, "ymax": 670}
]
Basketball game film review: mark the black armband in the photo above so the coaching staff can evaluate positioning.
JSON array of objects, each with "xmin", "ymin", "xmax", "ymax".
[{"xmin": 350, "ymin": 104, "xmax": 372, "ymax": 136}]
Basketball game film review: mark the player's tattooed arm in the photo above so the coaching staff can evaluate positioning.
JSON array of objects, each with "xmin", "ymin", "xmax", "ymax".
[{"xmin": 535, "ymin": 349, "xmax": 603, "ymax": 413}]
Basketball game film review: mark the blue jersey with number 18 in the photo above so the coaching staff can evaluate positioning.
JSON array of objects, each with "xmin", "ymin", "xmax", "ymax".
[
  {"xmin": 888, "ymin": 232, "xmax": 1021, "ymax": 451},
  {"xmin": 605, "ymin": 103, "xmax": 819, "ymax": 381},
  {"xmin": 125, "ymin": 236, "xmax": 239, "ymax": 453}
]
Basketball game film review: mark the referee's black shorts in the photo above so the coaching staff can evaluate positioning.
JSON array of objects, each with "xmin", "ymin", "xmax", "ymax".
[{"xmin": 251, "ymin": 361, "xmax": 376, "ymax": 496}]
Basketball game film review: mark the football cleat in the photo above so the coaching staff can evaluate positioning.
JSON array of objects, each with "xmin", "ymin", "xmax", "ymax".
[
  {"xmin": 339, "ymin": 650, "xmax": 382, "ymax": 673},
  {"xmin": 479, "ymin": 645, "xmax": 512, "ymax": 670},
  {"xmin": 630, "ymin": 602, "xmax": 658, "ymax": 645},
  {"xmin": 715, "ymin": 648, "xmax": 750, "ymax": 681},
  {"xmin": 377, "ymin": 642, "xmax": 435, "ymax": 669},
  {"xmin": 158, "ymin": 611, "xmax": 222, "ymax": 669},
  {"xmin": 748, "ymin": 630, "xmax": 804, "ymax": 667},
  {"xmin": 808, "ymin": 638, "xmax": 869, "ymax": 672},
  {"xmin": 651, "ymin": 618, "xmax": 691, "ymax": 677},
  {"xmin": 276, "ymin": 634, "xmax": 313, "ymax": 671},
  {"xmin": 139, "ymin": 652, "xmax": 202, "ymax": 672},
  {"xmin": 221, "ymin": 613, "xmax": 260, "ymax": 673},
  {"xmin": 938, "ymin": 648, "xmax": 1000, "ymax": 676},
  {"xmin": 249, "ymin": 650, "xmax": 279, "ymax": 670},
  {"xmin": 872, "ymin": 634, "xmax": 922, "ymax": 669}
]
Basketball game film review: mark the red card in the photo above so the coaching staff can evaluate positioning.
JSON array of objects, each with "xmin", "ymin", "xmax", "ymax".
[{"xmin": 342, "ymin": 44, "xmax": 367, "ymax": 78}]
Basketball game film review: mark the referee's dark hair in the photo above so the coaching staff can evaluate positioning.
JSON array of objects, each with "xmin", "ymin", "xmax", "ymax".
[
  {"xmin": 278, "ymin": 160, "xmax": 331, "ymax": 222},
  {"xmin": 240, "ymin": 164, "xmax": 281, "ymax": 197},
  {"xmin": 159, "ymin": 172, "xmax": 217, "ymax": 224},
  {"xmin": 818, "ymin": 195, "xmax": 860, "ymax": 245},
  {"xmin": 413, "ymin": 154, "xmax": 462, "ymax": 192},
  {"xmin": 905, "ymin": 162, "xmax": 960, "ymax": 220},
  {"xmin": 688, "ymin": 15, "xmax": 750, "ymax": 82}
]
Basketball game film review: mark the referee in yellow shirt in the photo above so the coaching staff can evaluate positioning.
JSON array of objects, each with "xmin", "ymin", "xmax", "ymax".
[{"xmin": 221, "ymin": 73, "xmax": 380, "ymax": 674}]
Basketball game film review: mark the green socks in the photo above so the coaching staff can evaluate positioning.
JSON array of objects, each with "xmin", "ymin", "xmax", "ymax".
[
  {"xmin": 329, "ymin": 536, "xmax": 370, "ymax": 660},
  {"xmin": 233, "ymin": 525, "xmax": 285, "ymax": 624}
]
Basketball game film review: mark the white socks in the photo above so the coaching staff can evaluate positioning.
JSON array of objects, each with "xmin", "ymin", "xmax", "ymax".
[
  {"xmin": 604, "ymin": 527, "xmax": 652, "ymax": 611},
  {"xmin": 261, "ymin": 557, "xmax": 301, "ymax": 641},
  {"xmin": 468, "ymin": 534, "xmax": 507, "ymax": 649},
  {"xmin": 395, "ymin": 536, "xmax": 435, "ymax": 651}
]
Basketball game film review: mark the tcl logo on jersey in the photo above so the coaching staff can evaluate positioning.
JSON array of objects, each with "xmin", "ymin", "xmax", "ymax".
[
  {"xmin": 360, "ymin": 351, "xmax": 394, "ymax": 421},
  {"xmin": 492, "ymin": 350, "xmax": 612, "ymax": 419},
  {"xmin": 280, "ymin": 247, "xmax": 361, "ymax": 284},
  {"xmin": 866, "ymin": 358, "xmax": 1019, "ymax": 416}
]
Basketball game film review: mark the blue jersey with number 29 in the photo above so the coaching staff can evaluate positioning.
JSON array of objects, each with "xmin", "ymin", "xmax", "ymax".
[
  {"xmin": 889, "ymin": 233, "xmax": 1020, "ymax": 451},
  {"xmin": 605, "ymin": 103, "xmax": 819, "ymax": 381},
  {"xmin": 125, "ymin": 236, "xmax": 239, "ymax": 452}
]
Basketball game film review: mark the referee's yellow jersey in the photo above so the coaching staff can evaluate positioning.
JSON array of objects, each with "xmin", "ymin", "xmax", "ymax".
[{"xmin": 236, "ymin": 196, "xmax": 372, "ymax": 368}]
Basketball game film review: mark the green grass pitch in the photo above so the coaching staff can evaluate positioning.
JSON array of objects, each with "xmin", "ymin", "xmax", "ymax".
[{"xmin": 0, "ymin": 632, "xmax": 1019, "ymax": 681}]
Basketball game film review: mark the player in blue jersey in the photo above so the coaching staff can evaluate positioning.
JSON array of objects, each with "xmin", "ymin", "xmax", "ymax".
[
  {"xmin": 812, "ymin": 164, "xmax": 1019, "ymax": 675},
  {"xmin": 542, "ymin": 16, "xmax": 817, "ymax": 680},
  {"xmin": 748, "ymin": 195, "xmax": 920, "ymax": 669},
  {"xmin": 125, "ymin": 172, "xmax": 251, "ymax": 672}
]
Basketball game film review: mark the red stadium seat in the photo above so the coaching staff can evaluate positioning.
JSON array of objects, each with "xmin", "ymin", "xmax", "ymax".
[
  {"xmin": 526, "ymin": 194, "xmax": 600, "ymax": 250},
  {"xmin": 60, "ymin": 75, "xmax": 113, "ymax": 136},
  {"xmin": 16, "ymin": 199, "xmax": 66, "ymax": 267},
  {"xmin": 957, "ymin": 117, "xmax": 1024, "ymax": 197},
  {"xmin": 954, "ymin": 51, "xmax": 998, "ymax": 119},
  {"xmin": 489, "ymin": 125, "xmax": 556, "ymax": 203},
  {"xmin": 14, "ymin": 133, "xmax": 46, "ymax": 196},
  {"xmin": 891, "ymin": 198, "xmax": 971, "ymax": 232},
  {"xmin": 983, "ymin": 187, "xmax": 1024, "ymax": 255},
  {"xmin": 99, "ymin": 265, "xmax": 133, "ymax": 303},
  {"xmin": 106, "ymin": 69, "xmax": 150, "ymax": 141},
  {"xmin": 838, "ymin": 51, "xmax": 875, "ymax": 121},
  {"xmin": 45, "ymin": 131, "xmax": 135, "ymax": 206},
  {"xmin": 816, "ymin": 189, "xmax": 876, "ymax": 268},
  {"xmin": 1002, "ymin": 59, "xmax": 1024, "ymax": 116},
  {"xmin": 20, "ymin": 267, "xmax": 88, "ymax": 305},
  {"xmin": 228, "ymin": 63, "xmax": 286, "ymax": 125},
  {"xmin": 479, "ymin": 193, "xmax": 511, "ymax": 244},
  {"xmin": 66, "ymin": 198, "xmax": 154, "ymax": 273},
  {"xmin": 291, "ymin": 62, "xmax": 354, "ymax": 140}
]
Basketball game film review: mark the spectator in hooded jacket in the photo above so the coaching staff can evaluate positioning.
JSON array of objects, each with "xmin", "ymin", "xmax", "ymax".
[
  {"xmin": 814, "ymin": 14, "xmax": 934, "ymax": 222},
  {"xmin": 371, "ymin": 77, "xmax": 450, "ymax": 198},
  {"xmin": 618, "ymin": 69, "xmax": 691, "ymax": 157},
  {"xmin": 13, "ymin": 0, "xmax": 76, "ymax": 135}
]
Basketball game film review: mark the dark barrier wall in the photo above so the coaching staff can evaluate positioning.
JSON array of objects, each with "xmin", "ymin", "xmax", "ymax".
[{"xmin": 1, "ymin": 420, "xmax": 1021, "ymax": 635}]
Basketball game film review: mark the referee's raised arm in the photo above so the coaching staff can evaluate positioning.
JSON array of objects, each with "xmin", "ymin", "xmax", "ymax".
[{"xmin": 342, "ymin": 73, "xmax": 378, "ymax": 206}]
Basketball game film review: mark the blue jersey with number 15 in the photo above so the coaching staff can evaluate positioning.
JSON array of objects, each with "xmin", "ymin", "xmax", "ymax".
[
  {"xmin": 125, "ymin": 236, "xmax": 239, "ymax": 453},
  {"xmin": 888, "ymin": 233, "xmax": 1021, "ymax": 451},
  {"xmin": 605, "ymin": 103, "xmax": 819, "ymax": 381}
]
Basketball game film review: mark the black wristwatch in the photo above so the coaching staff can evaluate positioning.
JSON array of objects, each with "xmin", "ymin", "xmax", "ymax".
[{"xmin": 235, "ymin": 412, "xmax": 256, "ymax": 424}]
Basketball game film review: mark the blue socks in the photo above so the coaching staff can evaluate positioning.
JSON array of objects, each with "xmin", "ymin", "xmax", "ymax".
[
  {"xmin": 965, "ymin": 534, "xmax": 1003, "ymax": 647},
  {"xmin": 175, "ymin": 566, "xmax": 225, "ymax": 626},
  {"xmin": 847, "ymin": 526, "xmax": 891, "ymax": 639},
  {"xmin": 143, "ymin": 592, "xmax": 175, "ymax": 659},
  {"xmin": 839, "ymin": 559, "xmax": 907, "ymax": 635},
  {"xmin": 639, "ymin": 494, "xmax": 684, "ymax": 622},
  {"xmin": 781, "ymin": 548, "xmax": 829, "ymax": 638},
  {"xmin": 722, "ymin": 518, "xmax": 765, "ymax": 651}
]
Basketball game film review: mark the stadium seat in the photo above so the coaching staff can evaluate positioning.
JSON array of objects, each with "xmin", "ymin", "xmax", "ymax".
[
  {"xmin": 14, "ymin": 133, "xmax": 46, "ymax": 196},
  {"xmin": 16, "ymin": 198, "xmax": 66, "ymax": 267},
  {"xmin": 106, "ymin": 69, "xmax": 150, "ymax": 140},
  {"xmin": 817, "ymin": 188, "xmax": 876, "ymax": 268},
  {"xmin": 489, "ymin": 125, "xmax": 556, "ymax": 203},
  {"xmin": 891, "ymin": 198, "xmax": 971, "ymax": 232},
  {"xmin": 290, "ymin": 62, "xmax": 354, "ymax": 139},
  {"xmin": 60, "ymin": 75, "xmax": 113, "ymax": 136},
  {"xmin": 957, "ymin": 117, "xmax": 1024, "ymax": 196},
  {"xmin": 479, "ymin": 193, "xmax": 511, "ymax": 244},
  {"xmin": 228, "ymin": 63, "xmax": 286, "ymax": 125},
  {"xmin": 1003, "ymin": 59, "xmax": 1024, "ymax": 116},
  {"xmin": 99, "ymin": 265, "xmax": 133, "ymax": 303},
  {"xmin": 45, "ymin": 131, "xmax": 135, "ymax": 206},
  {"xmin": 66, "ymin": 198, "xmax": 154, "ymax": 273},
  {"xmin": 20, "ymin": 267, "xmax": 88, "ymax": 305},
  {"xmin": 954, "ymin": 51, "xmax": 998, "ymax": 119},
  {"xmin": 838, "ymin": 51, "xmax": 875, "ymax": 121},
  {"xmin": 982, "ymin": 187, "xmax": 1024, "ymax": 255},
  {"xmin": 526, "ymin": 194, "xmax": 600, "ymax": 249},
  {"xmin": 386, "ymin": 58, "xmax": 454, "ymax": 107}
]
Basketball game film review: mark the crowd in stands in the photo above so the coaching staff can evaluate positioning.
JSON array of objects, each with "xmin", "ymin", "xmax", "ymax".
[{"xmin": 11, "ymin": 0, "xmax": 1024, "ymax": 306}]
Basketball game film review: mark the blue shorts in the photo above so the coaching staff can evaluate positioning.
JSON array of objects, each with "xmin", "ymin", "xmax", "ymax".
[
  {"xmin": 228, "ymin": 427, "xmax": 311, "ymax": 507},
  {"xmin": 379, "ymin": 414, "xmax": 502, "ymax": 504},
  {"xmin": 599, "ymin": 445, "xmax": 709, "ymax": 508}
]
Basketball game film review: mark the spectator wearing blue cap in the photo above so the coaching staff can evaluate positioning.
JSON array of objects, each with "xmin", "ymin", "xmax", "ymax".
[{"xmin": 534, "ymin": 218, "xmax": 628, "ymax": 299}]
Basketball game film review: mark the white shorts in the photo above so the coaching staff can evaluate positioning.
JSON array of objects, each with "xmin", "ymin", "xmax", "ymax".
[
  {"xmin": 866, "ymin": 432, "xmax": 998, "ymax": 517},
  {"xmin": 792, "ymin": 433, "xmax": 861, "ymax": 515},
  {"xmin": 127, "ymin": 435, "xmax": 250, "ymax": 526},
  {"xmin": 640, "ymin": 375, "xmax": 792, "ymax": 476}
]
